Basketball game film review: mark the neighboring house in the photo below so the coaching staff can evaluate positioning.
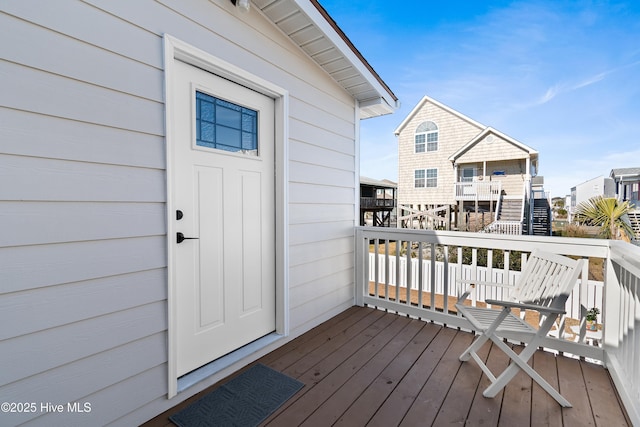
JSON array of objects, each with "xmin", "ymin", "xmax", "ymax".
[
  {"xmin": 610, "ymin": 167, "xmax": 640, "ymax": 207},
  {"xmin": 394, "ymin": 95, "xmax": 546, "ymax": 235},
  {"xmin": 0, "ymin": 1, "xmax": 398, "ymax": 425},
  {"xmin": 359, "ymin": 176, "xmax": 397, "ymax": 227},
  {"xmin": 610, "ymin": 167, "xmax": 640, "ymax": 239},
  {"xmin": 568, "ymin": 175, "xmax": 615, "ymax": 222}
]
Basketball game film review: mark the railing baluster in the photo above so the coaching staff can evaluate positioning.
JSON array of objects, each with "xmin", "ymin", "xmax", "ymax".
[
  {"xmin": 374, "ymin": 239, "xmax": 379, "ymax": 299},
  {"xmin": 384, "ymin": 239, "xmax": 390, "ymax": 302},
  {"xmin": 395, "ymin": 240, "xmax": 401, "ymax": 303},
  {"xmin": 443, "ymin": 245, "xmax": 449, "ymax": 314},
  {"xmin": 430, "ymin": 243, "xmax": 436, "ymax": 310},
  {"xmin": 406, "ymin": 240, "xmax": 412, "ymax": 306},
  {"xmin": 417, "ymin": 241, "xmax": 423, "ymax": 309}
]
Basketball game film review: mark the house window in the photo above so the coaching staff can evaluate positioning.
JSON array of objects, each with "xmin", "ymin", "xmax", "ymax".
[
  {"xmin": 415, "ymin": 121, "xmax": 438, "ymax": 153},
  {"xmin": 415, "ymin": 168, "xmax": 437, "ymax": 188},
  {"xmin": 426, "ymin": 168, "xmax": 437, "ymax": 187},
  {"xmin": 196, "ymin": 91, "xmax": 258, "ymax": 154},
  {"xmin": 461, "ymin": 168, "xmax": 476, "ymax": 182},
  {"xmin": 414, "ymin": 169, "xmax": 425, "ymax": 187}
]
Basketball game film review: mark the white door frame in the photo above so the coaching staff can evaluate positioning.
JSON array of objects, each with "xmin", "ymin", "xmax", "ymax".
[{"xmin": 163, "ymin": 34, "xmax": 289, "ymax": 398}]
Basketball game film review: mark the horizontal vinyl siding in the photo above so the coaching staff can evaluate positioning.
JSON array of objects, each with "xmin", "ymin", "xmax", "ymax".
[
  {"xmin": 1, "ymin": 202, "xmax": 166, "ymax": 247},
  {"xmin": 0, "ymin": 154, "xmax": 165, "ymax": 202},
  {"xmin": 286, "ymin": 100, "xmax": 356, "ymax": 330},
  {"xmin": 0, "ymin": 108, "xmax": 165, "ymax": 169},
  {"xmin": 0, "ymin": 269, "xmax": 167, "ymax": 341},
  {"xmin": 1, "ymin": 1, "xmax": 359, "ymax": 426},
  {"xmin": 1, "ymin": 2, "xmax": 172, "ymax": 425},
  {"xmin": 1, "ymin": 237, "xmax": 166, "ymax": 294},
  {"xmin": 0, "ymin": 60, "xmax": 164, "ymax": 135},
  {"xmin": 1, "ymin": 302, "xmax": 166, "ymax": 387}
]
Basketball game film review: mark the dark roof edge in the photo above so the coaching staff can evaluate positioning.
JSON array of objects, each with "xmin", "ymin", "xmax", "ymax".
[{"xmin": 310, "ymin": 0, "xmax": 398, "ymax": 102}]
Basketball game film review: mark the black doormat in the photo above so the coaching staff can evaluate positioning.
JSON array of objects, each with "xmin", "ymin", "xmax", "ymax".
[{"xmin": 170, "ymin": 364, "xmax": 304, "ymax": 427}]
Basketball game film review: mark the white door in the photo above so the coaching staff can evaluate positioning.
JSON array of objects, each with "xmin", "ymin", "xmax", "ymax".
[{"xmin": 172, "ymin": 60, "xmax": 275, "ymax": 377}]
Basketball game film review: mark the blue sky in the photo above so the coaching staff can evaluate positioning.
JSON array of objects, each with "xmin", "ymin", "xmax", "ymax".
[{"xmin": 319, "ymin": 0, "xmax": 640, "ymax": 198}]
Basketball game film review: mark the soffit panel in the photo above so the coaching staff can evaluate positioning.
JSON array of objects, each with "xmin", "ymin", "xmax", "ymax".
[{"xmin": 254, "ymin": 0, "xmax": 394, "ymax": 117}]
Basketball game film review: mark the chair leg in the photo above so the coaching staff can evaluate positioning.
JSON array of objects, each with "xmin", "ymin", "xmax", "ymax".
[
  {"xmin": 459, "ymin": 333, "xmax": 490, "ymax": 362},
  {"xmin": 483, "ymin": 336, "xmax": 572, "ymax": 407}
]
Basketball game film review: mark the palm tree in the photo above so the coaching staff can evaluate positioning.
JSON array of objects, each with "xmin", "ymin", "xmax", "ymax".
[{"xmin": 574, "ymin": 196, "xmax": 634, "ymax": 241}]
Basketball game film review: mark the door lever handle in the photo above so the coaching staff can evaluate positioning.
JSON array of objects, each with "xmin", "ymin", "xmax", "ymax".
[{"xmin": 176, "ymin": 232, "xmax": 199, "ymax": 244}]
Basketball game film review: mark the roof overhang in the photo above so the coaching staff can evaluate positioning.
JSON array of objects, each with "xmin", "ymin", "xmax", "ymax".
[
  {"xmin": 253, "ymin": 0, "xmax": 399, "ymax": 119},
  {"xmin": 360, "ymin": 176, "xmax": 397, "ymax": 188}
]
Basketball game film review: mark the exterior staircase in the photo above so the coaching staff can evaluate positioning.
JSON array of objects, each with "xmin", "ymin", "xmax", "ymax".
[
  {"xmin": 497, "ymin": 198, "xmax": 522, "ymax": 222},
  {"xmin": 531, "ymin": 198, "xmax": 552, "ymax": 236},
  {"xmin": 628, "ymin": 210, "xmax": 640, "ymax": 240},
  {"xmin": 481, "ymin": 198, "xmax": 523, "ymax": 235}
]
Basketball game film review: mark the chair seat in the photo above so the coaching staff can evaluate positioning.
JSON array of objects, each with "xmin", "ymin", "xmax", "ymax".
[{"xmin": 456, "ymin": 304, "xmax": 535, "ymax": 334}]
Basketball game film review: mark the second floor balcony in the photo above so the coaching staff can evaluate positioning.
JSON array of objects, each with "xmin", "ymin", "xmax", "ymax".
[
  {"xmin": 360, "ymin": 197, "xmax": 396, "ymax": 209},
  {"xmin": 454, "ymin": 181, "xmax": 502, "ymax": 201}
]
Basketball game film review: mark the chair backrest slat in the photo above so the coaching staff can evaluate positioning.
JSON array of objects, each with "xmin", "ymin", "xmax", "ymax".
[{"xmin": 512, "ymin": 250, "xmax": 583, "ymax": 308}]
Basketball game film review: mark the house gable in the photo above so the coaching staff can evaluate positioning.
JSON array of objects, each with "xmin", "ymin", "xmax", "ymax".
[
  {"xmin": 450, "ymin": 127, "xmax": 538, "ymax": 164},
  {"xmin": 396, "ymin": 96, "xmax": 484, "ymax": 205},
  {"xmin": 394, "ymin": 95, "xmax": 484, "ymax": 136}
]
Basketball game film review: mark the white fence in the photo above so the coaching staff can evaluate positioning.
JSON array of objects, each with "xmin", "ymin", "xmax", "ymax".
[{"xmin": 367, "ymin": 252, "xmax": 603, "ymax": 324}]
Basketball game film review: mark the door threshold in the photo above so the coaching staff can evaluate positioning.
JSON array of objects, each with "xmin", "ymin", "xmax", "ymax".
[{"xmin": 177, "ymin": 332, "xmax": 283, "ymax": 393}]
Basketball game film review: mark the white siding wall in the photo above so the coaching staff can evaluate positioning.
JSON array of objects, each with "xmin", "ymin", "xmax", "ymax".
[
  {"xmin": 0, "ymin": 0, "xmax": 358, "ymax": 425},
  {"xmin": 574, "ymin": 176, "xmax": 618, "ymax": 207}
]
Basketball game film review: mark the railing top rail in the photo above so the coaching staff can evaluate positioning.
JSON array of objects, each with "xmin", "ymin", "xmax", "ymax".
[
  {"xmin": 609, "ymin": 241, "xmax": 640, "ymax": 276},
  {"xmin": 356, "ymin": 227, "xmax": 611, "ymax": 258}
]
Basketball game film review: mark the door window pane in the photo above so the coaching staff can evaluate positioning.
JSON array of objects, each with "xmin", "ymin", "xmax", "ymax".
[{"xmin": 196, "ymin": 91, "xmax": 258, "ymax": 155}]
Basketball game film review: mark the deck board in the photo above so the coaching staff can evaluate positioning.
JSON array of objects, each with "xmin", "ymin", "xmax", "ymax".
[
  {"xmin": 366, "ymin": 324, "xmax": 455, "ymax": 427},
  {"xmin": 499, "ymin": 350, "xmax": 533, "ymax": 426},
  {"xmin": 333, "ymin": 321, "xmax": 441, "ymax": 426},
  {"xmin": 399, "ymin": 330, "xmax": 476, "ymax": 426},
  {"xmin": 582, "ymin": 360, "xmax": 630, "ymax": 426},
  {"xmin": 530, "ymin": 350, "xmax": 564, "ymax": 426},
  {"xmin": 142, "ymin": 306, "xmax": 630, "ymax": 427},
  {"xmin": 558, "ymin": 354, "xmax": 597, "ymax": 426},
  {"xmin": 304, "ymin": 319, "xmax": 424, "ymax": 426},
  {"xmin": 466, "ymin": 342, "xmax": 510, "ymax": 426}
]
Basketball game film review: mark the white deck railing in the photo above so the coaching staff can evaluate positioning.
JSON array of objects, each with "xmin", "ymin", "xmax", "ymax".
[
  {"xmin": 603, "ymin": 241, "xmax": 640, "ymax": 424},
  {"xmin": 454, "ymin": 181, "xmax": 502, "ymax": 201},
  {"xmin": 354, "ymin": 227, "xmax": 640, "ymax": 425},
  {"xmin": 481, "ymin": 220, "xmax": 522, "ymax": 235}
]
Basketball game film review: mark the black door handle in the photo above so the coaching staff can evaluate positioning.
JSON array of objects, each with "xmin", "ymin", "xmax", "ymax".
[{"xmin": 177, "ymin": 232, "xmax": 199, "ymax": 244}]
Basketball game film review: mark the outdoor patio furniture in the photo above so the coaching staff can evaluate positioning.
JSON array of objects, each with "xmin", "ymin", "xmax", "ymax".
[{"xmin": 455, "ymin": 249, "xmax": 584, "ymax": 407}]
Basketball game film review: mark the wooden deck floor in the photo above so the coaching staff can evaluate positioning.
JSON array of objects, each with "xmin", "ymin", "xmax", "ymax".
[{"xmin": 143, "ymin": 306, "xmax": 629, "ymax": 426}]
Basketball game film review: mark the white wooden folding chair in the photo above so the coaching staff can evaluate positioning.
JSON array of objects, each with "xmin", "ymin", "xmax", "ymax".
[{"xmin": 455, "ymin": 249, "xmax": 584, "ymax": 407}]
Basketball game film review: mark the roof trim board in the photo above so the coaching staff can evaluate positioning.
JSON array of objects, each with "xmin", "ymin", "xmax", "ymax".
[
  {"xmin": 610, "ymin": 167, "xmax": 640, "ymax": 178},
  {"xmin": 254, "ymin": 0, "xmax": 399, "ymax": 118}
]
